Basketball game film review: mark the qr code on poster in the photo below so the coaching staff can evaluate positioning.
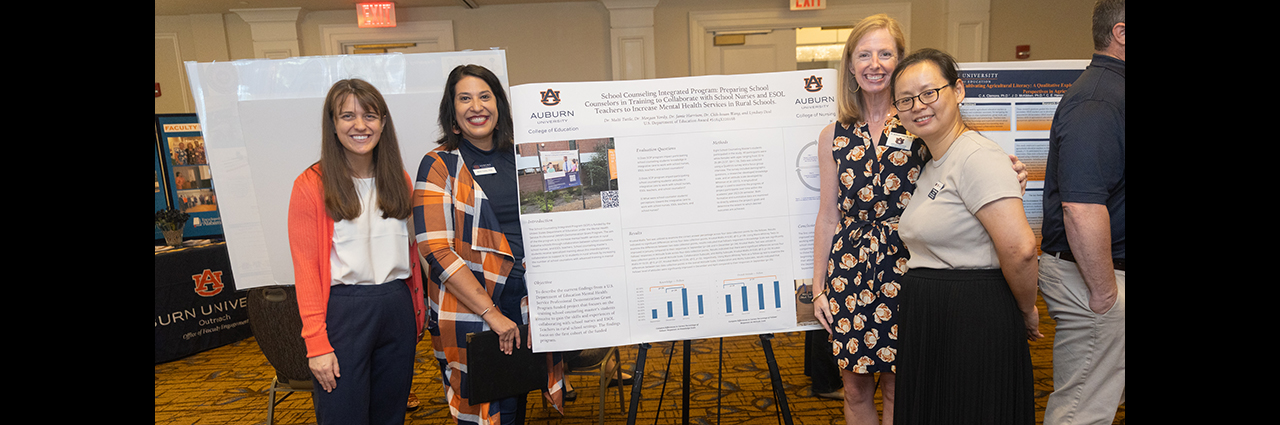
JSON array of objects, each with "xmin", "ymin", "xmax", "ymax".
[{"xmin": 601, "ymin": 190, "xmax": 620, "ymax": 208}]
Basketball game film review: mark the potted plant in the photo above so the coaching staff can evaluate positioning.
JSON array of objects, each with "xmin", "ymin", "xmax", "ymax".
[{"xmin": 155, "ymin": 207, "xmax": 190, "ymax": 246}]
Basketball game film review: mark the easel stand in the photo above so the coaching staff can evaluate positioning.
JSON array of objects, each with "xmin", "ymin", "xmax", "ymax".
[{"xmin": 625, "ymin": 334, "xmax": 794, "ymax": 425}]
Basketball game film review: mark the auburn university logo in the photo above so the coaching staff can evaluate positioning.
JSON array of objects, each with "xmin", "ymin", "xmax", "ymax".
[
  {"xmin": 803, "ymin": 75, "xmax": 823, "ymax": 92},
  {"xmin": 540, "ymin": 88, "xmax": 562, "ymax": 106},
  {"xmin": 192, "ymin": 269, "xmax": 225, "ymax": 297}
]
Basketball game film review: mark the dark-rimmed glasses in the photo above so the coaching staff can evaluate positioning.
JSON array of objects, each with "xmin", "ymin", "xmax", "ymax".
[{"xmin": 893, "ymin": 85, "xmax": 952, "ymax": 112}]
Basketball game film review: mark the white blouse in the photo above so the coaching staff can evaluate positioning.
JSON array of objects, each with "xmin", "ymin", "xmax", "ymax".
[{"xmin": 330, "ymin": 177, "xmax": 412, "ymax": 285}]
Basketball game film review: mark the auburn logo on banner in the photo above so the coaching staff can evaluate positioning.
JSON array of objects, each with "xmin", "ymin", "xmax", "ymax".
[
  {"xmin": 192, "ymin": 269, "xmax": 225, "ymax": 297},
  {"xmin": 803, "ymin": 75, "xmax": 824, "ymax": 92},
  {"xmin": 540, "ymin": 88, "xmax": 562, "ymax": 106}
]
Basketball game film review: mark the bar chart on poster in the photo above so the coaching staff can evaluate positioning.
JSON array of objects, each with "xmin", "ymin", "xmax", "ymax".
[
  {"xmin": 639, "ymin": 274, "xmax": 785, "ymax": 322},
  {"xmin": 722, "ymin": 275, "xmax": 783, "ymax": 315},
  {"xmin": 643, "ymin": 283, "xmax": 705, "ymax": 321}
]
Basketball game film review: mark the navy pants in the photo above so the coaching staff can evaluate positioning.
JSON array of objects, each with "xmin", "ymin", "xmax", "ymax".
[{"xmin": 313, "ymin": 281, "xmax": 416, "ymax": 425}]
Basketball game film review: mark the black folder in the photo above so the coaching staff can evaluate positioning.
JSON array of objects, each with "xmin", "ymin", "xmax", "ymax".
[{"xmin": 465, "ymin": 325, "xmax": 547, "ymax": 403}]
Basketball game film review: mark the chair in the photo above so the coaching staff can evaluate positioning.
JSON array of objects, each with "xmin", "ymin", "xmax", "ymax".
[
  {"xmin": 563, "ymin": 347, "xmax": 627, "ymax": 424},
  {"xmin": 247, "ymin": 286, "xmax": 313, "ymax": 425}
]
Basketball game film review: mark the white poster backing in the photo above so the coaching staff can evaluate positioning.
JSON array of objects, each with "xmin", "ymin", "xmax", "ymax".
[
  {"xmin": 513, "ymin": 70, "xmax": 838, "ymax": 352},
  {"xmin": 515, "ymin": 60, "xmax": 1088, "ymax": 353},
  {"xmin": 185, "ymin": 51, "xmax": 510, "ymax": 290}
]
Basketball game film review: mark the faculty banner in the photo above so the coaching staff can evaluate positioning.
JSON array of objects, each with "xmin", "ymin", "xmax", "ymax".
[{"xmin": 514, "ymin": 70, "xmax": 838, "ymax": 352}]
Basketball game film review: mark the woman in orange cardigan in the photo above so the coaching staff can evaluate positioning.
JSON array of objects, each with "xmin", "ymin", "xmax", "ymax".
[{"xmin": 287, "ymin": 79, "xmax": 426, "ymax": 425}]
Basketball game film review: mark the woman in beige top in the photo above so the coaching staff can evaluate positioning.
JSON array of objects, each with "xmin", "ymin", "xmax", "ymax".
[{"xmin": 891, "ymin": 48, "xmax": 1040, "ymax": 425}]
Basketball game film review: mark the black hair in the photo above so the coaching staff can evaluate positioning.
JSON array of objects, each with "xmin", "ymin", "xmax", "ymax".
[{"xmin": 435, "ymin": 64, "xmax": 514, "ymax": 151}]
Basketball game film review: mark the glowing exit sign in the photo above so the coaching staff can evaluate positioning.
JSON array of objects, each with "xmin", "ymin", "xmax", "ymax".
[
  {"xmin": 790, "ymin": 0, "xmax": 825, "ymax": 11},
  {"xmin": 357, "ymin": 2, "xmax": 396, "ymax": 28}
]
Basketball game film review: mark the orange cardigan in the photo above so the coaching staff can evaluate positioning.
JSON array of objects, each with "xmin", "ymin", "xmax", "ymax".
[{"xmin": 287, "ymin": 164, "xmax": 426, "ymax": 357}]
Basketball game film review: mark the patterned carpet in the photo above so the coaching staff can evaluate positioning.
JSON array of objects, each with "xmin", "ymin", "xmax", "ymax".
[{"xmin": 155, "ymin": 294, "xmax": 1124, "ymax": 424}]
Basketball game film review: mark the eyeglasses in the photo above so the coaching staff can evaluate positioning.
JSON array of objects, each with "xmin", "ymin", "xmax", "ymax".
[{"xmin": 893, "ymin": 85, "xmax": 952, "ymax": 112}]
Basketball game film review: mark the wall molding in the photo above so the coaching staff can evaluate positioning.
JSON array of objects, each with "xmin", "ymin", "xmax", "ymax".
[
  {"xmin": 155, "ymin": 32, "xmax": 193, "ymax": 111},
  {"xmin": 601, "ymin": 0, "xmax": 658, "ymax": 81},
  {"xmin": 688, "ymin": 3, "xmax": 912, "ymax": 76},
  {"xmin": 231, "ymin": 7, "xmax": 303, "ymax": 59}
]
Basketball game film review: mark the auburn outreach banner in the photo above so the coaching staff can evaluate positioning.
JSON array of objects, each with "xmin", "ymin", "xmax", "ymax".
[{"xmin": 155, "ymin": 243, "xmax": 250, "ymax": 363}]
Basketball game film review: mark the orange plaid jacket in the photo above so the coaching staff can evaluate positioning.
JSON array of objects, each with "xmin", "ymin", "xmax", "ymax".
[{"xmin": 412, "ymin": 148, "xmax": 563, "ymax": 424}]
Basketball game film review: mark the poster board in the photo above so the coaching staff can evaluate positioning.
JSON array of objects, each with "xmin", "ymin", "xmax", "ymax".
[
  {"xmin": 155, "ymin": 114, "xmax": 224, "ymax": 239},
  {"xmin": 185, "ymin": 51, "xmax": 509, "ymax": 290},
  {"xmin": 957, "ymin": 60, "xmax": 1089, "ymax": 246},
  {"xmin": 514, "ymin": 70, "xmax": 838, "ymax": 352},
  {"xmin": 516, "ymin": 61, "xmax": 1089, "ymax": 353}
]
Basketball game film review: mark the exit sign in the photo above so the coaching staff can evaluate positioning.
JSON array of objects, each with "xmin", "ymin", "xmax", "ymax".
[
  {"xmin": 357, "ymin": 2, "xmax": 396, "ymax": 28},
  {"xmin": 791, "ymin": 0, "xmax": 825, "ymax": 11}
]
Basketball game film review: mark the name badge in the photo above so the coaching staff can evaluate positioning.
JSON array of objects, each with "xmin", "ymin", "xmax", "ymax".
[
  {"xmin": 927, "ymin": 181, "xmax": 945, "ymax": 200},
  {"xmin": 886, "ymin": 131, "xmax": 913, "ymax": 150},
  {"xmin": 472, "ymin": 165, "xmax": 497, "ymax": 176}
]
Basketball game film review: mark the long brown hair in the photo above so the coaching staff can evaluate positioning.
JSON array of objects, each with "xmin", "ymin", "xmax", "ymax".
[
  {"xmin": 317, "ymin": 78, "xmax": 411, "ymax": 221},
  {"xmin": 435, "ymin": 64, "xmax": 514, "ymax": 152},
  {"xmin": 836, "ymin": 14, "xmax": 907, "ymax": 125}
]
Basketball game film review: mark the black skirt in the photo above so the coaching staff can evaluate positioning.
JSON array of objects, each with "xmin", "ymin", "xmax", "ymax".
[{"xmin": 894, "ymin": 268, "xmax": 1033, "ymax": 425}]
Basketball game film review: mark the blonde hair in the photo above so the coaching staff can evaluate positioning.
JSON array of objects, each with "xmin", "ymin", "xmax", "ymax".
[{"xmin": 836, "ymin": 14, "xmax": 907, "ymax": 125}]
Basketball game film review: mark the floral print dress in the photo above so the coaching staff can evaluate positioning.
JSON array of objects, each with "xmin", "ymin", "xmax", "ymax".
[{"xmin": 825, "ymin": 116, "xmax": 926, "ymax": 374}]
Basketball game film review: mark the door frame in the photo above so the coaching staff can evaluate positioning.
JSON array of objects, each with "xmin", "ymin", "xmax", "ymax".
[
  {"xmin": 318, "ymin": 20, "xmax": 455, "ymax": 56},
  {"xmin": 704, "ymin": 29, "xmax": 797, "ymax": 75},
  {"xmin": 687, "ymin": 3, "xmax": 911, "ymax": 76}
]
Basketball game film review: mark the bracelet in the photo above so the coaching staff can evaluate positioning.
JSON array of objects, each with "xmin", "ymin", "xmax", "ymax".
[{"xmin": 480, "ymin": 304, "xmax": 496, "ymax": 317}]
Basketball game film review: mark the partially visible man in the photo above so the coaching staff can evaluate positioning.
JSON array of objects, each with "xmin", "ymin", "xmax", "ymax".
[{"xmin": 1039, "ymin": 1, "xmax": 1124, "ymax": 424}]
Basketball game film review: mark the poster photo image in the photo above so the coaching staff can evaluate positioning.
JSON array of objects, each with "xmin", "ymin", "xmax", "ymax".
[
  {"xmin": 167, "ymin": 136, "xmax": 218, "ymax": 213},
  {"xmin": 518, "ymin": 138, "xmax": 617, "ymax": 215}
]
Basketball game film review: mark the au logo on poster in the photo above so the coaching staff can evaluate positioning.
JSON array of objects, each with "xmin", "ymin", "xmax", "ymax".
[
  {"xmin": 803, "ymin": 75, "xmax": 823, "ymax": 92},
  {"xmin": 192, "ymin": 269, "xmax": 225, "ymax": 297},
  {"xmin": 540, "ymin": 88, "xmax": 562, "ymax": 106}
]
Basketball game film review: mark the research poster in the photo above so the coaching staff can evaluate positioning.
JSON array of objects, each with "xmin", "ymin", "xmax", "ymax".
[
  {"xmin": 958, "ymin": 60, "xmax": 1088, "ymax": 244},
  {"xmin": 514, "ymin": 70, "xmax": 838, "ymax": 352},
  {"xmin": 516, "ymin": 61, "xmax": 1089, "ymax": 353}
]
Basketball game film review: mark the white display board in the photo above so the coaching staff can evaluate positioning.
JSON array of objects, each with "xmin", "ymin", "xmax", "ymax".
[
  {"xmin": 185, "ymin": 51, "xmax": 510, "ymax": 290},
  {"xmin": 514, "ymin": 61, "xmax": 1089, "ymax": 353},
  {"xmin": 513, "ymin": 70, "xmax": 838, "ymax": 352}
]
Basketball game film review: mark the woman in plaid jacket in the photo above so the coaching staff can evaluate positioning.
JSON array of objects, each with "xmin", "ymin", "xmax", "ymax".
[{"xmin": 414, "ymin": 65, "xmax": 564, "ymax": 425}]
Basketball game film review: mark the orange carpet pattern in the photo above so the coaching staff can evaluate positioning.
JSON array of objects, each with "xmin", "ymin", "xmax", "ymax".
[{"xmin": 156, "ymin": 295, "xmax": 1123, "ymax": 424}]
